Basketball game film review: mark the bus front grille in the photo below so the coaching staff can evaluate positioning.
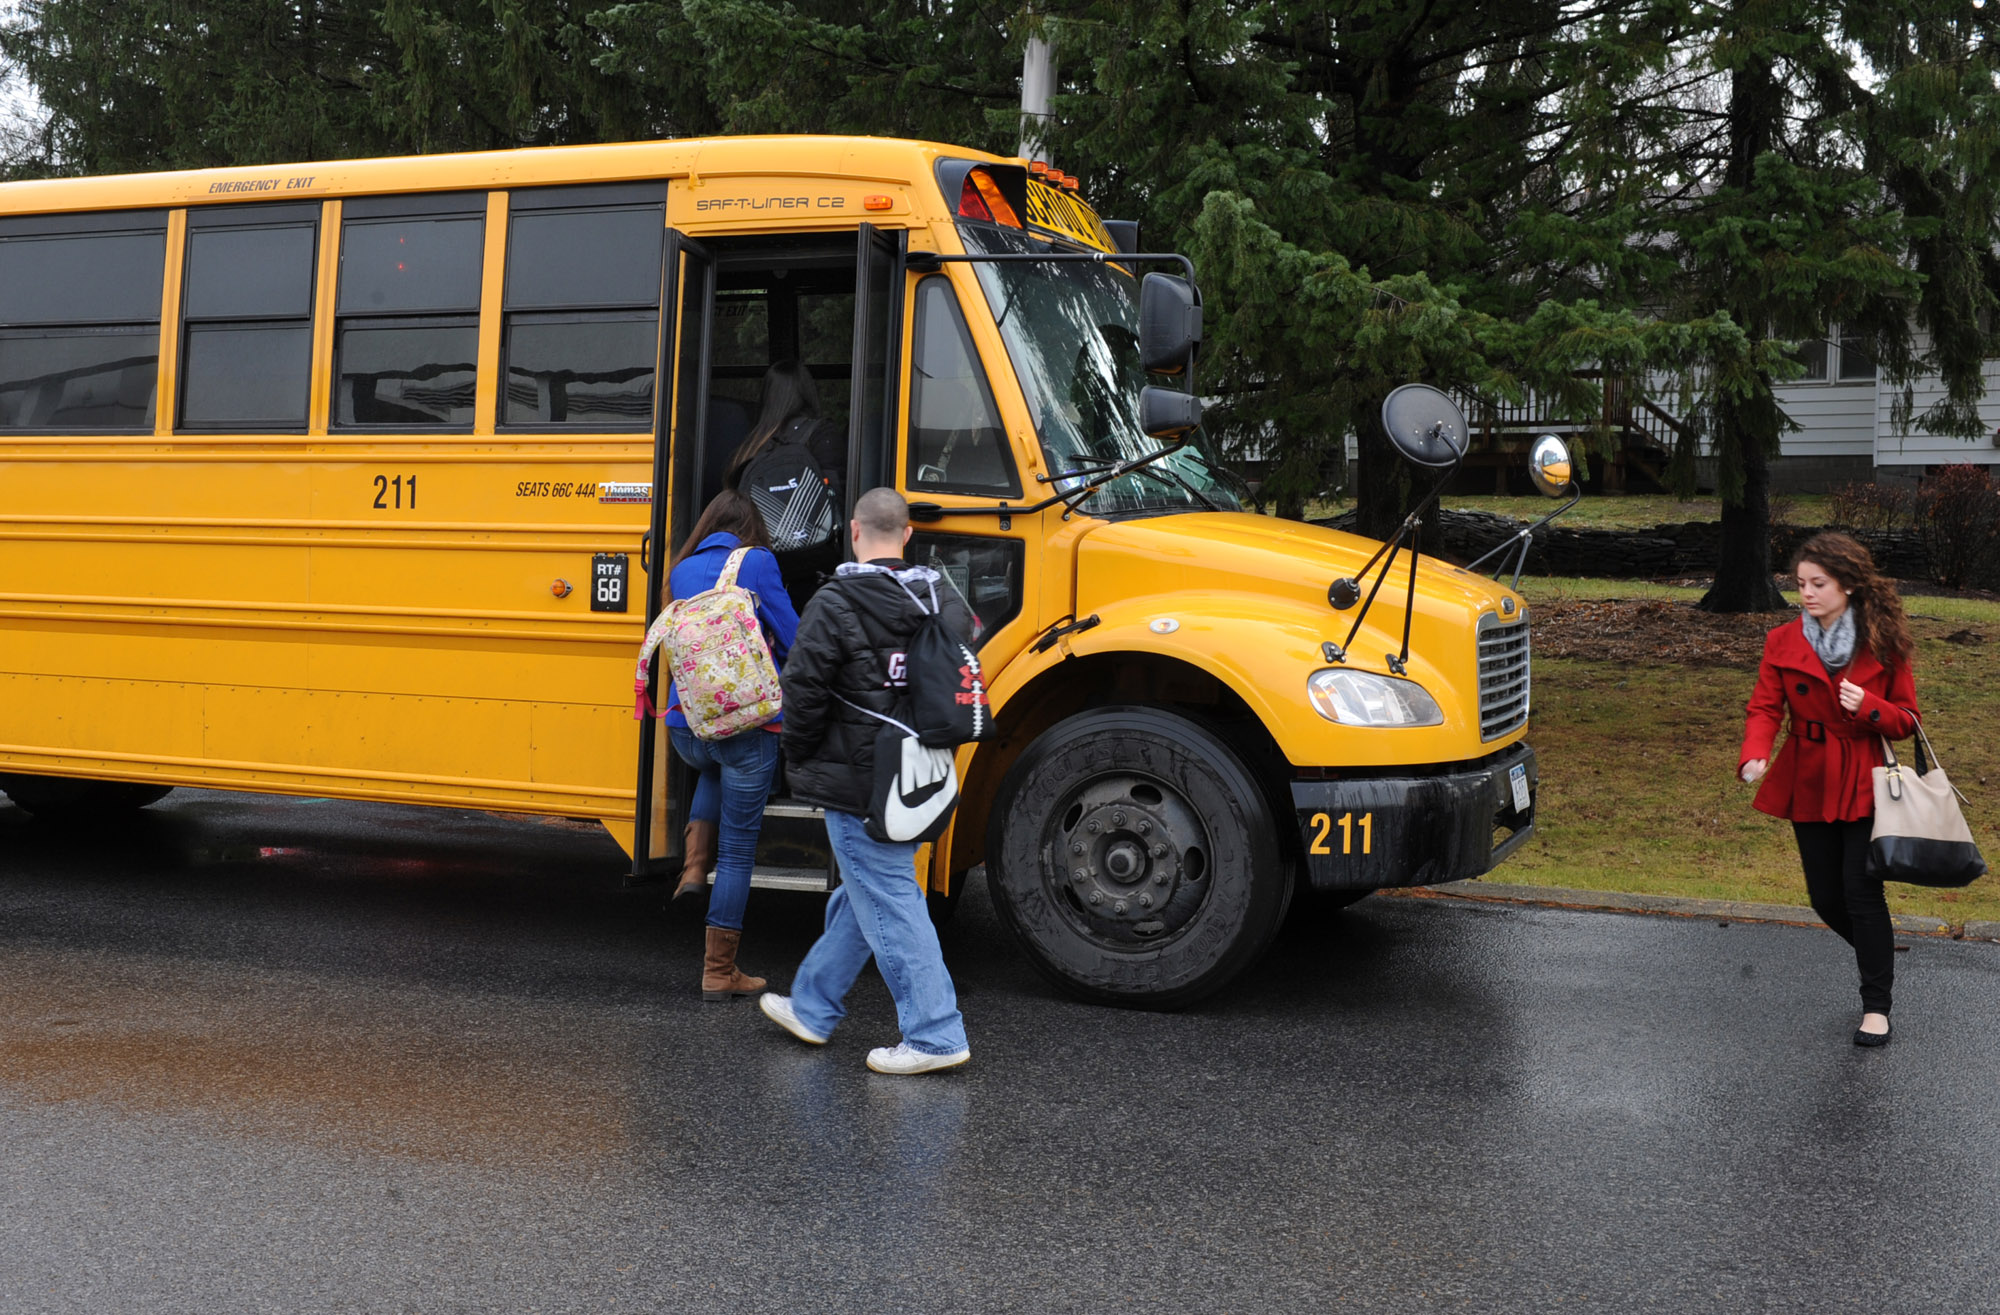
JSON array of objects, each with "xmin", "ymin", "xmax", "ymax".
[{"xmin": 1477, "ymin": 614, "xmax": 1531, "ymax": 740}]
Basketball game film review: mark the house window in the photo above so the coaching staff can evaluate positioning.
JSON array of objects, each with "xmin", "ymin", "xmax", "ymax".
[
  {"xmin": 1837, "ymin": 330, "xmax": 1876, "ymax": 382},
  {"xmin": 1790, "ymin": 337, "xmax": 1828, "ymax": 383}
]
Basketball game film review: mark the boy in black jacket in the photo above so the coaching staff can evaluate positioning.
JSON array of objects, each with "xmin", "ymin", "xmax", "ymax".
[{"xmin": 759, "ymin": 488, "xmax": 973, "ymax": 1074}]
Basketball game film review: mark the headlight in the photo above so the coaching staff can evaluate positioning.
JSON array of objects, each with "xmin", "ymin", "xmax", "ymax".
[{"xmin": 1306, "ymin": 668, "xmax": 1443, "ymax": 726}]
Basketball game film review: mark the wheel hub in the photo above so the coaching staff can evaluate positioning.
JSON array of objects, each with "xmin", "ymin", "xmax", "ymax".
[{"xmin": 1051, "ymin": 785, "xmax": 1207, "ymax": 941}]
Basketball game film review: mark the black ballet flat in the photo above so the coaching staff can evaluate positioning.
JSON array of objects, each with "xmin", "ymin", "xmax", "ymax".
[{"xmin": 1853, "ymin": 1019, "xmax": 1892, "ymax": 1048}]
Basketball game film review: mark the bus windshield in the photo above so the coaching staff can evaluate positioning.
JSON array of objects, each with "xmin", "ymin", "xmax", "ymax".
[{"xmin": 958, "ymin": 225, "xmax": 1240, "ymax": 518}]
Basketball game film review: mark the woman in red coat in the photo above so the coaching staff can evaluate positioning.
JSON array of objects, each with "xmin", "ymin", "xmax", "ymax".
[{"xmin": 1739, "ymin": 533, "xmax": 1918, "ymax": 1047}]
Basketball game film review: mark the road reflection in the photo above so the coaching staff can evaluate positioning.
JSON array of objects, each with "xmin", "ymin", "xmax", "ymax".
[{"xmin": 0, "ymin": 951, "xmax": 640, "ymax": 1168}]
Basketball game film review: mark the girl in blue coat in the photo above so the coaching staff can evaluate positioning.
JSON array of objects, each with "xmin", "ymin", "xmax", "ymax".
[{"xmin": 660, "ymin": 490, "xmax": 800, "ymax": 999}]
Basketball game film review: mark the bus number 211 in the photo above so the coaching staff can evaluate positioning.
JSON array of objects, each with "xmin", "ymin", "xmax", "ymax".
[
  {"xmin": 371, "ymin": 474, "xmax": 417, "ymax": 509},
  {"xmin": 1309, "ymin": 811, "xmax": 1373, "ymax": 856}
]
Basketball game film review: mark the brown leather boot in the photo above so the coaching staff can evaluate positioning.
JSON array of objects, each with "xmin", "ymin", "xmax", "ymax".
[
  {"xmin": 702, "ymin": 927, "xmax": 766, "ymax": 1000},
  {"xmin": 672, "ymin": 820, "xmax": 715, "ymax": 912}
]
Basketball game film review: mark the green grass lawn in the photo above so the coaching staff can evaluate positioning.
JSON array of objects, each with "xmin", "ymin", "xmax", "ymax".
[{"xmin": 1489, "ymin": 579, "xmax": 2000, "ymax": 923}]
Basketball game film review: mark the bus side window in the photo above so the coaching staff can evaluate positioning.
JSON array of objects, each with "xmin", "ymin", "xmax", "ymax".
[
  {"xmin": 180, "ymin": 204, "xmax": 318, "ymax": 431},
  {"xmin": 906, "ymin": 277, "xmax": 1019, "ymax": 498},
  {"xmin": 333, "ymin": 194, "xmax": 484, "ymax": 429},
  {"xmin": 907, "ymin": 532, "xmax": 1024, "ymax": 646},
  {"xmin": 0, "ymin": 211, "xmax": 167, "ymax": 432},
  {"xmin": 501, "ymin": 184, "xmax": 665, "ymax": 429}
]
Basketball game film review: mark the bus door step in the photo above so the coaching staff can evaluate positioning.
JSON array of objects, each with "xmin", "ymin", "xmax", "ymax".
[{"xmin": 729, "ymin": 865, "xmax": 832, "ymax": 893}]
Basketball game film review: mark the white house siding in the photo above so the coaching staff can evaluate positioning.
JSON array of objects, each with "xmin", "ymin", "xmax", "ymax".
[
  {"xmin": 1636, "ymin": 370, "xmax": 1871, "ymax": 461},
  {"xmin": 1872, "ymin": 346, "xmax": 2000, "ymax": 468},
  {"xmin": 1774, "ymin": 381, "xmax": 1876, "ymax": 458}
]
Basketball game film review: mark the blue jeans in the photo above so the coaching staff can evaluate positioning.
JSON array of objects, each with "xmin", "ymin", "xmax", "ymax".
[
  {"xmin": 668, "ymin": 726, "xmax": 781, "ymax": 931},
  {"xmin": 789, "ymin": 810, "xmax": 968, "ymax": 1055}
]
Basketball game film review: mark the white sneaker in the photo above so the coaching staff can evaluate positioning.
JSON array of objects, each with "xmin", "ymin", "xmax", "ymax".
[
  {"xmin": 865, "ymin": 1042, "xmax": 970, "ymax": 1075},
  {"xmin": 759, "ymin": 994, "xmax": 827, "ymax": 1045}
]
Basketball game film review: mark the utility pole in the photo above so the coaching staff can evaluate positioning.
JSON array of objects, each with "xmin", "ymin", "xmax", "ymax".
[{"xmin": 1018, "ymin": 20, "xmax": 1053, "ymax": 163}]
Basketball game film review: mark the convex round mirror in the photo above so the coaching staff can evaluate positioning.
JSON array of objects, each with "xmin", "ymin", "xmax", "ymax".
[
  {"xmin": 1527, "ymin": 434, "xmax": 1573, "ymax": 497},
  {"xmin": 1379, "ymin": 384, "xmax": 1469, "ymax": 469}
]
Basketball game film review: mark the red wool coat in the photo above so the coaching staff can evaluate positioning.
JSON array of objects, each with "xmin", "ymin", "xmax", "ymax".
[{"xmin": 1739, "ymin": 617, "xmax": 1920, "ymax": 823}]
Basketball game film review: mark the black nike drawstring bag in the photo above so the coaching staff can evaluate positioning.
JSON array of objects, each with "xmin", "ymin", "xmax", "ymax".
[{"xmin": 837, "ymin": 696, "xmax": 960, "ymax": 843}]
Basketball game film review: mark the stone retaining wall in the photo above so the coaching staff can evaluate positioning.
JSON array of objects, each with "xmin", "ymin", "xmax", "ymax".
[{"xmin": 1321, "ymin": 510, "xmax": 1928, "ymax": 580}]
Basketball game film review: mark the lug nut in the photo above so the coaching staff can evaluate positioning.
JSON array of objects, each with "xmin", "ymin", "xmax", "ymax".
[
  {"xmin": 1086, "ymin": 820, "xmax": 1100, "ymax": 834},
  {"xmin": 1073, "ymin": 868, "xmax": 1088, "ymax": 882},
  {"xmin": 1152, "ymin": 843, "xmax": 1168, "ymax": 858},
  {"xmin": 1087, "ymin": 891, "xmax": 1102, "ymax": 905},
  {"xmin": 1139, "ymin": 894, "xmax": 1153, "ymax": 909},
  {"xmin": 1153, "ymin": 873, "xmax": 1168, "ymax": 885},
  {"xmin": 1070, "ymin": 841, "xmax": 1084, "ymax": 855},
  {"xmin": 1112, "ymin": 811, "xmax": 1127, "ymax": 827},
  {"xmin": 1136, "ymin": 820, "xmax": 1150, "ymax": 834},
  {"xmin": 1113, "ymin": 900, "xmax": 1127, "ymax": 914}
]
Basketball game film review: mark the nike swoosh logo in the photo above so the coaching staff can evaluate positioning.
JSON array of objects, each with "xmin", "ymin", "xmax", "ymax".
[{"xmin": 880, "ymin": 739, "xmax": 957, "ymax": 841}]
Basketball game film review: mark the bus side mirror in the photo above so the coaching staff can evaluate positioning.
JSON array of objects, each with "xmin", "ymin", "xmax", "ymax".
[
  {"xmin": 1139, "ymin": 385, "xmax": 1202, "ymax": 439},
  {"xmin": 1140, "ymin": 273, "xmax": 1202, "ymax": 375},
  {"xmin": 1528, "ymin": 434, "xmax": 1573, "ymax": 496}
]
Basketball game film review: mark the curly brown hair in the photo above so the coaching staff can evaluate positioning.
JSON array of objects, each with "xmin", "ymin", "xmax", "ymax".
[{"xmin": 1791, "ymin": 531, "xmax": 1914, "ymax": 668}]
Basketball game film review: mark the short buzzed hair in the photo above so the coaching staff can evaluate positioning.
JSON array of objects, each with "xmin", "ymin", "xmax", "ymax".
[{"xmin": 853, "ymin": 486, "xmax": 909, "ymax": 537}]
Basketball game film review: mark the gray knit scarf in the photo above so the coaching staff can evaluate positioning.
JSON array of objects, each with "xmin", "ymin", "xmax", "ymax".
[{"xmin": 1802, "ymin": 606, "xmax": 1856, "ymax": 673}]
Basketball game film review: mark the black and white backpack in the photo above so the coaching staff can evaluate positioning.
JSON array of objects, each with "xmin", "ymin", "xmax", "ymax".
[{"xmin": 738, "ymin": 419, "xmax": 839, "ymax": 552}]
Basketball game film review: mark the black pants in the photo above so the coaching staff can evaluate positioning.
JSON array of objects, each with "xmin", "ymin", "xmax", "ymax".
[{"xmin": 1792, "ymin": 819, "xmax": 1894, "ymax": 1013}]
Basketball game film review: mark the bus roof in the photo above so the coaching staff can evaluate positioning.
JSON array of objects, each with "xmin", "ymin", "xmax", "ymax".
[{"xmin": 0, "ymin": 134, "xmax": 1013, "ymax": 219}]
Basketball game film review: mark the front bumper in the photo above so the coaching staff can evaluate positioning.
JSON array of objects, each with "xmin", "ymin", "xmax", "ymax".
[{"xmin": 1290, "ymin": 743, "xmax": 1537, "ymax": 892}]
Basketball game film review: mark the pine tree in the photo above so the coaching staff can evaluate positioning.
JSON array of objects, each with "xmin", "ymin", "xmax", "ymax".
[
  {"xmin": 1638, "ymin": 0, "xmax": 2000, "ymax": 611},
  {"xmin": 0, "ymin": 0, "xmax": 725, "ymax": 172},
  {"xmin": 1040, "ymin": 2, "xmax": 1745, "ymax": 532}
]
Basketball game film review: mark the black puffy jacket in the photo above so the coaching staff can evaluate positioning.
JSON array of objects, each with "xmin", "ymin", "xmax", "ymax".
[{"xmin": 780, "ymin": 559, "xmax": 976, "ymax": 817}]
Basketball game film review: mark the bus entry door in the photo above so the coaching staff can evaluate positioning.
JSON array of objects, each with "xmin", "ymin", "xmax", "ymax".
[
  {"xmin": 633, "ymin": 230, "xmax": 715, "ymax": 880},
  {"xmin": 845, "ymin": 222, "xmax": 907, "ymax": 507}
]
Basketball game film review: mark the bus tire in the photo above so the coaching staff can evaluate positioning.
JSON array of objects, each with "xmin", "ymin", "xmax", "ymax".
[
  {"xmin": 985, "ymin": 706, "xmax": 1287, "ymax": 1009},
  {"xmin": 0, "ymin": 774, "xmax": 174, "ymax": 819}
]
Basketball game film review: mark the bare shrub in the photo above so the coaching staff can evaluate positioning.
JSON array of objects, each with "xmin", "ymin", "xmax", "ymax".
[
  {"xmin": 1827, "ymin": 479, "xmax": 1917, "ymax": 533},
  {"xmin": 1915, "ymin": 464, "xmax": 2000, "ymax": 589}
]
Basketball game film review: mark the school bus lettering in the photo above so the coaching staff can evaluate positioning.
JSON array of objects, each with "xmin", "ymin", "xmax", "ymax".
[
  {"xmin": 514, "ymin": 481, "xmax": 599, "ymax": 499},
  {"xmin": 693, "ymin": 195, "xmax": 846, "ymax": 212},
  {"xmin": 204, "ymin": 174, "xmax": 317, "ymax": 195}
]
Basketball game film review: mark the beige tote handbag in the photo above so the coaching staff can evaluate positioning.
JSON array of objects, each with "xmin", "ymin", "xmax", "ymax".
[{"xmin": 1868, "ymin": 723, "xmax": 1986, "ymax": 887}]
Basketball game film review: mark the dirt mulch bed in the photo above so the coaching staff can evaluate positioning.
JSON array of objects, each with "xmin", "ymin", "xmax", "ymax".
[{"xmin": 1530, "ymin": 599, "xmax": 1786, "ymax": 668}]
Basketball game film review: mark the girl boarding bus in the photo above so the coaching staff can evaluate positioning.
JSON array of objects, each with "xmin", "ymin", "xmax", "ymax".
[{"xmin": 0, "ymin": 136, "xmax": 1544, "ymax": 1005}]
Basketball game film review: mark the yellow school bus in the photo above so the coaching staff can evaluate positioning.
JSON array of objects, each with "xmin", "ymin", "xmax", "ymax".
[{"xmin": 0, "ymin": 135, "xmax": 1538, "ymax": 1005}]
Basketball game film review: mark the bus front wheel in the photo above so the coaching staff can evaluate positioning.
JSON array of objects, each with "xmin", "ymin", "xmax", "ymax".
[
  {"xmin": 985, "ymin": 706, "xmax": 1288, "ymax": 1008},
  {"xmin": 0, "ymin": 774, "xmax": 175, "ymax": 819}
]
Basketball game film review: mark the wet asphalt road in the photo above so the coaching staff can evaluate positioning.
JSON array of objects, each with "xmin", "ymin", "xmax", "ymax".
[{"xmin": 2, "ymin": 791, "xmax": 1999, "ymax": 1314}]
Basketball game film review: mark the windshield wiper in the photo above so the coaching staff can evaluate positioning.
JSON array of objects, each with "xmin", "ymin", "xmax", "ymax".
[
  {"xmin": 1126, "ymin": 461, "xmax": 1221, "ymax": 511},
  {"xmin": 1046, "ymin": 443, "xmax": 1221, "ymax": 512},
  {"xmin": 909, "ymin": 436, "xmax": 1195, "ymax": 526}
]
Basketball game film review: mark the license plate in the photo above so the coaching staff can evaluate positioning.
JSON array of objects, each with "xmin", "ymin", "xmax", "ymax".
[{"xmin": 1508, "ymin": 763, "xmax": 1531, "ymax": 813}]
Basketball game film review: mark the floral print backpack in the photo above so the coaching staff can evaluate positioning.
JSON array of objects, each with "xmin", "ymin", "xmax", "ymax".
[{"xmin": 632, "ymin": 547, "xmax": 783, "ymax": 740}]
